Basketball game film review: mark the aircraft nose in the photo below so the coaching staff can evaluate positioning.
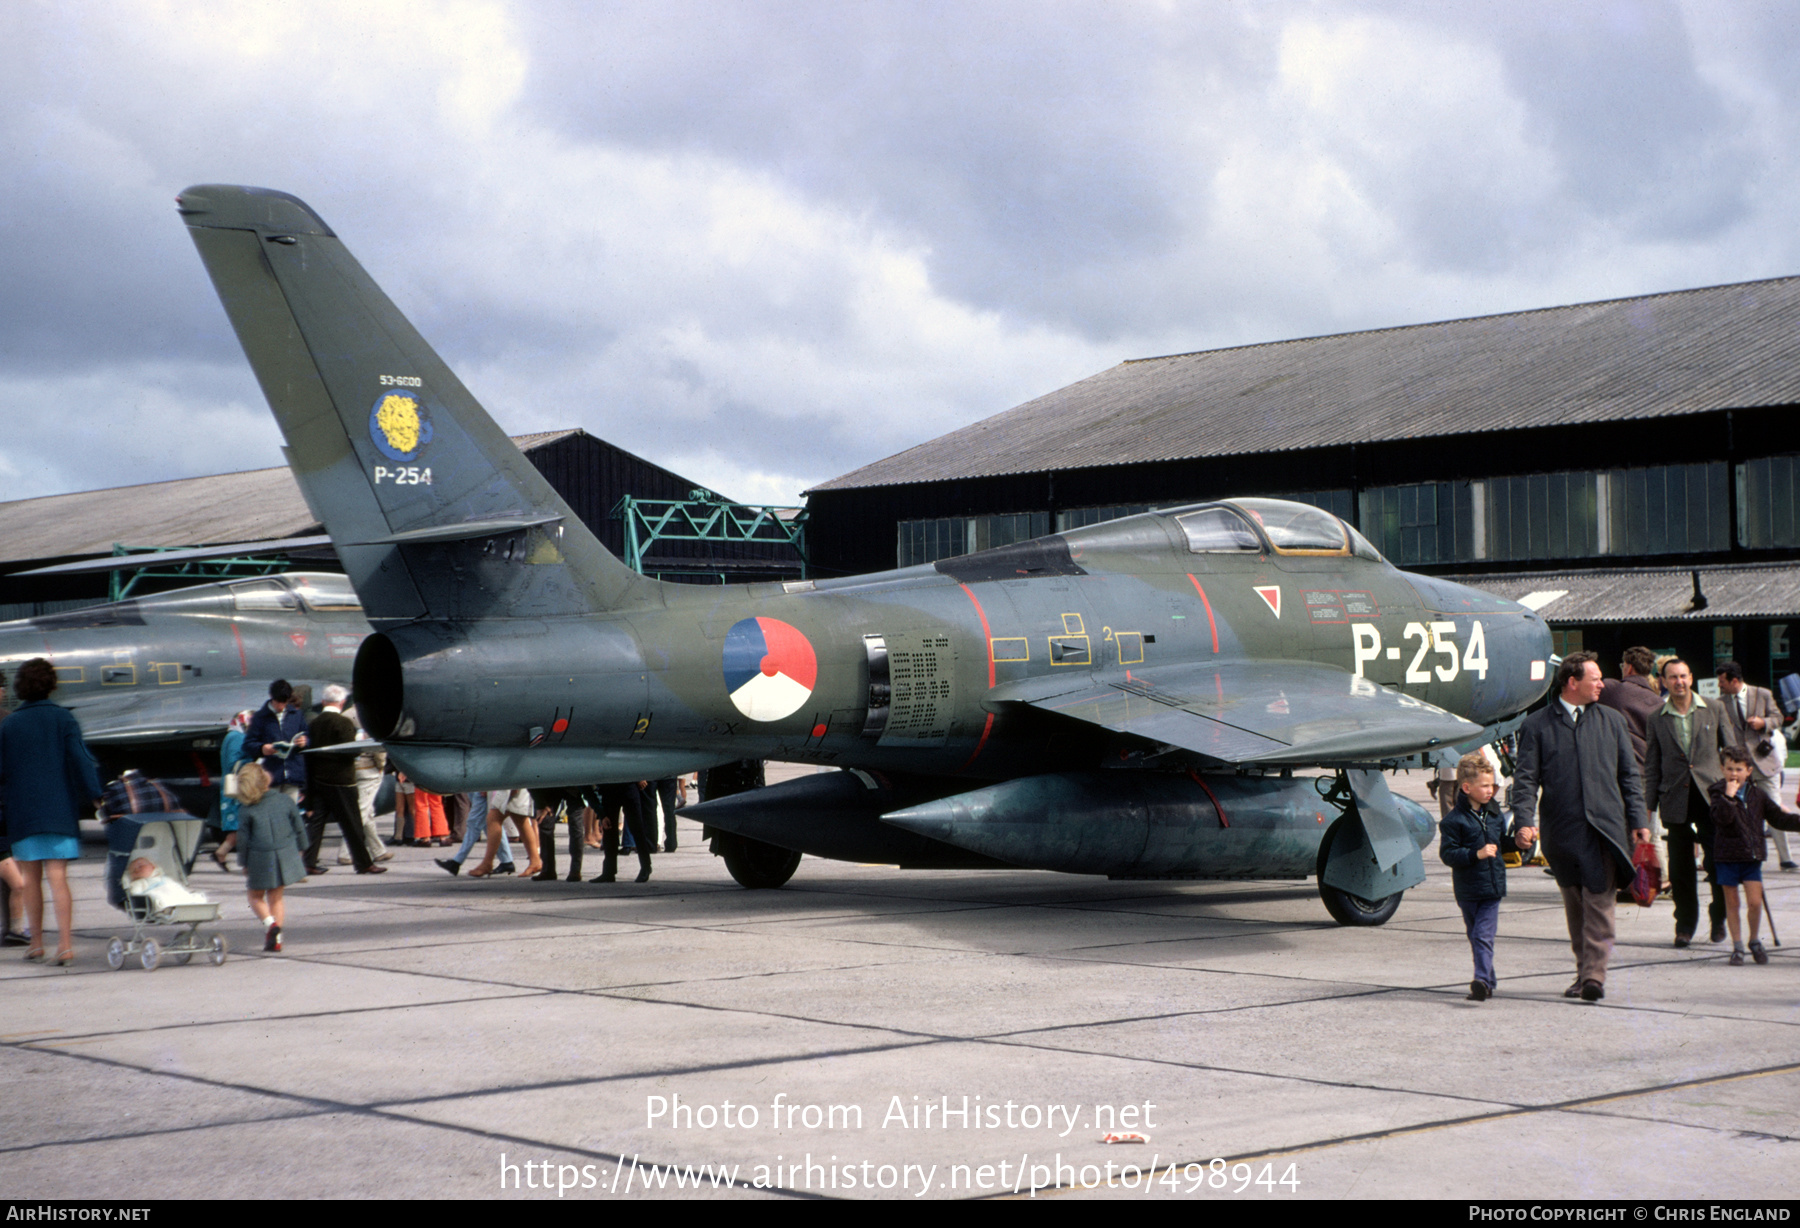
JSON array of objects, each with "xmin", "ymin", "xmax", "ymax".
[{"xmin": 1492, "ymin": 600, "xmax": 1555, "ymax": 710}]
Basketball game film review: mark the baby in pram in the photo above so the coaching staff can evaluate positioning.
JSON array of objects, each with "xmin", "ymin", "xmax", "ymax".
[{"xmin": 125, "ymin": 857, "xmax": 212, "ymax": 914}]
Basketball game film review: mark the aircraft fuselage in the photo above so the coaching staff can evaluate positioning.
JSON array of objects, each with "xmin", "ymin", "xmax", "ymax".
[{"xmin": 363, "ymin": 506, "xmax": 1551, "ymax": 793}]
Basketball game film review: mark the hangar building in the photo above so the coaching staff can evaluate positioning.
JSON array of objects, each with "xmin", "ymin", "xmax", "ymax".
[
  {"xmin": 0, "ymin": 428, "xmax": 801, "ymax": 617},
  {"xmin": 806, "ymin": 274, "xmax": 1800, "ymax": 687}
]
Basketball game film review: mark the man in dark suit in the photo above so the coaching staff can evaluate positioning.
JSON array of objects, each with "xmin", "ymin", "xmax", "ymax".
[
  {"xmin": 1643, "ymin": 658, "xmax": 1730, "ymax": 946},
  {"xmin": 1716, "ymin": 660, "xmax": 1795, "ymax": 870},
  {"xmin": 304, "ymin": 685, "xmax": 383, "ymax": 876},
  {"xmin": 1512, "ymin": 651, "xmax": 1651, "ymax": 1003}
]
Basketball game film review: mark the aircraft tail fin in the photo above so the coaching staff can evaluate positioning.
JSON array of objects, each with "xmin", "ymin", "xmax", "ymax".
[{"xmin": 178, "ymin": 184, "xmax": 648, "ymax": 624}]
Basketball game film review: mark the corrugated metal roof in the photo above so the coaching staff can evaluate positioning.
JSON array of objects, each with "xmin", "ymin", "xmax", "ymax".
[
  {"xmin": 0, "ymin": 430, "xmax": 583, "ymax": 566},
  {"xmin": 814, "ymin": 274, "xmax": 1800, "ymax": 491},
  {"xmin": 1439, "ymin": 562, "xmax": 1800, "ymax": 623}
]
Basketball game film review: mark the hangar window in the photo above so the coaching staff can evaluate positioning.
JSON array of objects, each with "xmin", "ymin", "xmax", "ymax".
[
  {"xmin": 1056, "ymin": 505, "xmax": 1149, "ymax": 531},
  {"xmin": 1598, "ymin": 463, "xmax": 1728, "ymax": 557},
  {"xmin": 1737, "ymin": 456, "xmax": 1800, "ymax": 549},
  {"xmin": 1360, "ymin": 464, "xmax": 1728, "ymax": 565},
  {"xmin": 1358, "ymin": 482, "xmax": 1479, "ymax": 565},
  {"xmin": 228, "ymin": 579, "xmax": 297, "ymax": 611},
  {"xmin": 1174, "ymin": 506, "xmax": 1261, "ymax": 552},
  {"xmin": 897, "ymin": 512, "xmax": 1050, "ymax": 566}
]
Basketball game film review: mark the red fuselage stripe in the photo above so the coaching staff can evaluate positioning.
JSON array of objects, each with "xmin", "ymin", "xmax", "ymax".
[
  {"xmin": 230, "ymin": 621, "xmax": 248, "ymax": 677},
  {"xmin": 958, "ymin": 584, "xmax": 997, "ymax": 769},
  {"xmin": 1186, "ymin": 574, "xmax": 1219, "ymax": 653},
  {"xmin": 958, "ymin": 583, "xmax": 996, "ymax": 687},
  {"xmin": 961, "ymin": 712, "xmax": 996, "ymax": 772}
]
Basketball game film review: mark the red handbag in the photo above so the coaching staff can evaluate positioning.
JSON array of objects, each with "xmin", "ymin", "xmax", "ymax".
[{"xmin": 1629, "ymin": 841, "xmax": 1661, "ymax": 907}]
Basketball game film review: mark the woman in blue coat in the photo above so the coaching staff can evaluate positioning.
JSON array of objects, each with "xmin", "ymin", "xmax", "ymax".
[
  {"xmin": 212, "ymin": 710, "xmax": 253, "ymax": 871},
  {"xmin": 0, "ymin": 659, "xmax": 104, "ymax": 965}
]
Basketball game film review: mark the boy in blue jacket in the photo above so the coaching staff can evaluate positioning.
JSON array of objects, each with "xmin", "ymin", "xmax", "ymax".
[{"xmin": 1439, "ymin": 752, "xmax": 1529, "ymax": 1001}]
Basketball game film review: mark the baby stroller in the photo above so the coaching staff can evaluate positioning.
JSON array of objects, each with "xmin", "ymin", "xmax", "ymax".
[{"xmin": 104, "ymin": 814, "xmax": 228, "ymax": 971}]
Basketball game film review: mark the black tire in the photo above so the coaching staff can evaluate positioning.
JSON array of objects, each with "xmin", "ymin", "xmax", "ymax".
[
  {"xmin": 716, "ymin": 832, "xmax": 802, "ymax": 889},
  {"xmin": 1315, "ymin": 818, "xmax": 1404, "ymax": 927}
]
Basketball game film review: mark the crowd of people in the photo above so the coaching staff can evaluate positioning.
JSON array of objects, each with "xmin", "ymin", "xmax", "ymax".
[
  {"xmin": 4, "ymin": 646, "xmax": 1795, "ymax": 979},
  {"xmin": 1442, "ymin": 649, "xmax": 1800, "ymax": 1003},
  {"xmin": 0, "ymin": 666, "xmax": 688, "ymax": 961}
]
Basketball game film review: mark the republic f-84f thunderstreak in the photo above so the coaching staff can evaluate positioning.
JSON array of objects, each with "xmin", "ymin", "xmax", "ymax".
[{"xmin": 178, "ymin": 184, "xmax": 1552, "ymax": 923}]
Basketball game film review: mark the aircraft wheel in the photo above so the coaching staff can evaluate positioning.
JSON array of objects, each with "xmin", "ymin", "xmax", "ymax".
[
  {"xmin": 209, "ymin": 935, "xmax": 228, "ymax": 966},
  {"xmin": 716, "ymin": 833, "xmax": 801, "ymax": 889},
  {"xmin": 1315, "ymin": 820, "xmax": 1403, "ymax": 927},
  {"xmin": 140, "ymin": 939, "xmax": 161, "ymax": 972},
  {"xmin": 106, "ymin": 938, "xmax": 126, "ymax": 971},
  {"xmin": 1318, "ymin": 882, "xmax": 1403, "ymax": 926},
  {"xmin": 173, "ymin": 951, "xmax": 193, "ymax": 966}
]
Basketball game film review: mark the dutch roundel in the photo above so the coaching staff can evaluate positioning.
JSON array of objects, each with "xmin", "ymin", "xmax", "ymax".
[{"xmin": 722, "ymin": 617, "xmax": 818, "ymax": 722}]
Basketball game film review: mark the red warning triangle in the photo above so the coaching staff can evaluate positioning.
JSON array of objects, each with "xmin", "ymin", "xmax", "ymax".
[{"xmin": 1254, "ymin": 585, "xmax": 1281, "ymax": 617}]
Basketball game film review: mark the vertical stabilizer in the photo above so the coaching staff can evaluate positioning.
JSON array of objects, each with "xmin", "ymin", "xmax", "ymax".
[{"xmin": 178, "ymin": 184, "xmax": 648, "ymax": 625}]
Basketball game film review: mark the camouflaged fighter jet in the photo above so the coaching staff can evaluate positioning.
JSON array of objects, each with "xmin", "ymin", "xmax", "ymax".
[
  {"xmin": 177, "ymin": 184, "xmax": 1554, "ymax": 923},
  {"xmin": 0, "ymin": 573, "xmax": 368, "ymax": 806}
]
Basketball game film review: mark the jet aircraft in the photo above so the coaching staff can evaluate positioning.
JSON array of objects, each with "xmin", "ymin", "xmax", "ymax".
[
  {"xmin": 176, "ymin": 184, "xmax": 1553, "ymax": 923},
  {"xmin": 0, "ymin": 573, "xmax": 367, "ymax": 806}
]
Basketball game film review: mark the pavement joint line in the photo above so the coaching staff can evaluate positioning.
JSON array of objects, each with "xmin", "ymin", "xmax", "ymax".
[
  {"xmin": 1185, "ymin": 1059, "xmax": 1800, "ymax": 1168},
  {"xmin": 989, "ymin": 1061, "xmax": 1800, "ymax": 1199},
  {"xmin": 977, "ymin": 986, "xmax": 1403, "ymax": 1037},
  {"xmin": 0, "ymin": 1108, "xmax": 342, "ymax": 1156},
  {"xmin": 306, "ymin": 951, "xmax": 956, "ymax": 997},
  {"xmin": 0, "ymin": 1039, "xmax": 835, "ymax": 1200},
  {"xmin": 1038, "ymin": 948, "xmax": 1800, "ymax": 1009},
  {"xmin": 10, "ymin": 987, "xmax": 556, "ymax": 1046},
  {"xmin": 963, "ymin": 1032, "xmax": 1527, "ymax": 1108},
  {"xmin": 1558, "ymin": 1103, "xmax": 1800, "ymax": 1144},
  {"xmin": 300, "ymin": 937, "xmax": 1798, "ymax": 1045},
  {"xmin": 373, "ymin": 1037, "xmax": 943, "ymax": 1109}
]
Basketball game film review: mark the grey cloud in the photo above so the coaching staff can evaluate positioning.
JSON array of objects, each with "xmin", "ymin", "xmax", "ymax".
[
  {"xmin": 2, "ymin": 1, "xmax": 1798, "ymax": 510},
  {"xmin": 513, "ymin": 2, "xmax": 1258, "ymax": 323}
]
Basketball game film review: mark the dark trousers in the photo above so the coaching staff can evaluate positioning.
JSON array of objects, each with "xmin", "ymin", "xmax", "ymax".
[
  {"xmin": 443, "ymin": 793, "xmax": 470, "ymax": 843},
  {"xmin": 1459, "ymin": 899, "xmax": 1500, "ymax": 989},
  {"xmin": 598, "ymin": 783, "xmax": 651, "ymax": 879},
  {"xmin": 535, "ymin": 789, "xmax": 584, "ymax": 880},
  {"xmin": 652, "ymin": 778, "xmax": 679, "ymax": 851},
  {"xmin": 1668, "ymin": 817, "xmax": 1724, "ymax": 938},
  {"xmin": 307, "ymin": 783, "xmax": 374, "ymax": 871}
]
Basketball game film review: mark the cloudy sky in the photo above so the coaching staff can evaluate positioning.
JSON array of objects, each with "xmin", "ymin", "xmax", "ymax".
[{"xmin": 4, "ymin": 1, "xmax": 1798, "ymax": 508}]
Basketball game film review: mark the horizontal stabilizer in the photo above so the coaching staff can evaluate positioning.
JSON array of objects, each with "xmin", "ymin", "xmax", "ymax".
[
  {"xmin": 986, "ymin": 661, "xmax": 1480, "ymax": 767},
  {"xmin": 345, "ymin": 515, "xmax": 563, "ymax": 547}
]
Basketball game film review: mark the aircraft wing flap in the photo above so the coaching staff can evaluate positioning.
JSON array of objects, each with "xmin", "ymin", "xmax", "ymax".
[
  {"xmin": 988, "ymin": 661, "xmax": 1480, "ymax": 766},
  {"xmin": 65, "ymin": 683, "xmax": 273, "ymax": 745}
]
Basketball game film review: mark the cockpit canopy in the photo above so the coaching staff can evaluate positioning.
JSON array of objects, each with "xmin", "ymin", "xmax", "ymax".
[
  {"xmin": 1166, "ymin": 498, "xmax": 1384, "ymax": 562},
  {"xmin": 226, "ymin": 573, "xmax": 362, "ymax": 613}
]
